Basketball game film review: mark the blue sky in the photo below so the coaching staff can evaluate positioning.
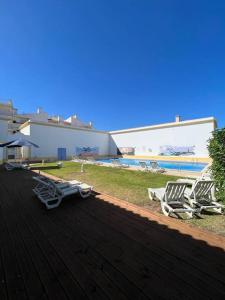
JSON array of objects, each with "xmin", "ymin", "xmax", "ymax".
[{"xmin": 0, "ymin": 0, "xmax": 225, "ymax": 130}]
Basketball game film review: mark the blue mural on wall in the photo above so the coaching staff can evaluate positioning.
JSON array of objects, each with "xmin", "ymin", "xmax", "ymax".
[
  {"xmin": 159, "ymin": 145, "xmax": 195, "ymax": 156},
  {"xmin": 76, "ymin": 147, "xmax": 99, "ymax": 157},
  {"xmin": 117, "ymin": 147, "xmax": 135, "ymax": 155}
]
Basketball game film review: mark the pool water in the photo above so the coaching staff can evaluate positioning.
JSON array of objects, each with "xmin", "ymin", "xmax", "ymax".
[{"xmin": 97, "ymin": 158, "xmax": 207, "ymax": 172}]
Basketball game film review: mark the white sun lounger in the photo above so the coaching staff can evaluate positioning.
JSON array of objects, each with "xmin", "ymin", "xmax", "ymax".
[
  {"xmin": 149, "ymin": 161, "xmax": 165, "ymax": 173},
  {"xmin": 139, "ymin": 161, "xmax": 149, "ymax": 171},
  {"xmin": 32, "ymin": 176, "xmax": 92, "ymax": 209},
  {"xmin": 86, "ymin": 157, "xmax": 103, "ymax": 166},
  {"xmin": 139, "ymin": 161, "xmax": 165, "ymax": 173},
  {"xmin": 185, "ymin": 180, "xmax": 224, "ymax": 214},
  {"xmin": 33, "ymin": 176, "xmax": 84, "ymax": 195},
  {"xmin": 32, "ymin": 176, "xmax": 71, "ymax": 195},
  {"xmin": 148, "ymin": 182, "xmax": 195, "ymax": 218},
  {"xmin": 71, "ymin": 155, "xmax": 86, "ymax": 163},
  {"xmin": 111, "ymin": 159, "xmax": 129, "ymax": 168},
  {"xmin": 5, "ymin": 162, "xmax": 28, "ymax": 171}
]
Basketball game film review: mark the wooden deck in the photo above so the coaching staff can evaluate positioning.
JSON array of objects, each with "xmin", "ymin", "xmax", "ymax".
[{"xmin": 0, "ymin": 168, "xmax": 225, "ymax": 299}]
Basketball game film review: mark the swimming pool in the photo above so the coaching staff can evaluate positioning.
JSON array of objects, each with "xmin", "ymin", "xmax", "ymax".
[{"xmin": 97, "ymin": 158, "xmax": 207, "ymax": 172}]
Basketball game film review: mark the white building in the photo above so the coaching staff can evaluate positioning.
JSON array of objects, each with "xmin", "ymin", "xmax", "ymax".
[
  {"xmin": 19, "ymin": 121, "xmax": 110, "ymax": 160},
  {"xmin": 0, "ymin": 100, "xmax": 216, "ymax": 162},
  {"xmin": 109, "ymin": 116, "xmax": 216, "ymax": 159},
  {"xmin": 0, "ymin": 100, "xmax": 109, "ymax": 161}
]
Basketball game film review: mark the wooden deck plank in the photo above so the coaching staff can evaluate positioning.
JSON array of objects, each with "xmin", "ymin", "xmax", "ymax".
[
  {"xmin": 44, "ymin": 200, "xmax": 199, "ymax": 299},
  {"xmin": 78, "ymin": 196, "xmax": 225, "ymax": 290},
  {"xmin": 0, "ymin": 168, "xmax": 225, "ymax": 299},
  {"xmin": 0, "ymin": 201, "xmax": 28, "ymax": 299},
  {"xmin": 49, "ymin": 213, "xmax": 162, "ymax": 299},
  {"xmin": 0, "ymin": 207, "xmax": 9, "ymax": 300},
  {"xmin": 0, "ymin": 174, "xmax": 73, "ymax": 300},
  {"xmin": 17, "ymin": 213, "xmax": 87, "ymax": 300},
  {"xmin": 51, "ymin": 200, "xmax": 215, "ymax": 299},
  {"xmin": 20, "ymin": 194, "xmax": 149, "ymax": 300},
  {"xmin": 4, "ymin": 184, "xmax": 88, "ymax": 300},
  {"xmin": 1, "ymin": 197, "xmax": 70, "ymax": 300},
  {"xmin": 22, "ymin": 213, "xmax": 119, "ymax": 300},
  {"xmin": 0, "ymin": 250, "xmax": 8, "ymax": 300},
  {"xmin": 0, "ymin": 204, "xmax": 48, "ymax": 300},
  {"xmin": 46, "ymin": 216, "xmax": 150, "ymax": 300},
  {"xmin": 5, "ymin": 171, "xmax": 138, "ymax": 300}
]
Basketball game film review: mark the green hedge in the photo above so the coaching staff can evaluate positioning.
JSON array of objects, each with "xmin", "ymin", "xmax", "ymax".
[{"xmin": 208, "ymin": 128, "xmax": 225, "ymax": 202}]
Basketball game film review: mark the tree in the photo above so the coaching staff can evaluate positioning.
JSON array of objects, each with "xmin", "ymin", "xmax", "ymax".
[{"xmin": 208, "ymin": 128, "xmax": 225, "ymax": 202}]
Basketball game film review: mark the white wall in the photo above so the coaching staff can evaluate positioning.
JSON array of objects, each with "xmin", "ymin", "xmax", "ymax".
[
  {"xmin": 1, "ymin": 117, "xmax": 216, "ymax": 160},
  {"xmin": 0, "ymin": 118, "xmax": 26, "ymax": 161},
  {"xmin": 110, "ymin": 121, "xmax": 215, "ymax": 157},
  {"xmin": 24, "ymin": 123, "xmax": 110, "ymax": 159},
  {"xmin": 0, "ymin": 119, "xmax": 9, "ymax": 141}
]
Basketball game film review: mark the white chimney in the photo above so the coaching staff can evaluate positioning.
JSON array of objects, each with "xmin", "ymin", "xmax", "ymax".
[
  {"xmin": 175, "ymin": 115, "xmax": 181, "ymax": 122},
  {"xmin": 37, "ymin": 107, "xmax": 43, "ymax": 114},
  {"xmin": 7, "ymin": 99, "xmax": 13, "ymax": 107}
]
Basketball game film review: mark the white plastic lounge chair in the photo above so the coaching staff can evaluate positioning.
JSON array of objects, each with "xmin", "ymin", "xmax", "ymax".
[
  {"xmin": 39, "ymin": 181, "xmax": 92, "ymax": 209},
  {"xmin": 5, "ymin": 162, "xmax": 28, "ymax": 171},
  {"xmin": 149, "ymin": 161, "xmax": 165, "ymax": 173},
  {"xmin": 33, "ymin": 176, "xmax": 92, "ymax": 209},
  {"xmin": 176, "ymin": 178, "xmax": 197, "ymax": 186},
  {"xmin": 112, "ymin": 159, "xmax": 129, "ymax": 168},
  {"xmin": 185, "ymin": 180, "xmax": 224, "ymax": 214},
  {"xmin": 86, "ymin": 157, "xmax": 103, "ymax": 166},
  {"xmin": 71, "ymin": 155, "xmax": 86, "ymax": 163},
  {"xmin": 32, "ymin": 176, "xmax": 68, "ymax": 195},
  {"xmin": 200, "ymin": 164, "xmax": 212, "ymax": 179},
  {"xmin": 148, "ymin": 182, "xmax": 195, "ymax": 218},
  {"xmin": 33, "ymin": 176, "xmax": 83, "ymax": 195},
  {"xmin": 139, "ymin": 161, "xmax": 165, "ymax": 173},
  {"xmin": 139, "ymin": 161, "xmax": 150, "ymax": 171}
]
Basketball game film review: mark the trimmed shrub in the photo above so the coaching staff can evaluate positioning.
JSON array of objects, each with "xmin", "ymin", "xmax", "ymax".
[{"xmin": 208, "ymin": 128, "xmax": 225, "ymax": 202}]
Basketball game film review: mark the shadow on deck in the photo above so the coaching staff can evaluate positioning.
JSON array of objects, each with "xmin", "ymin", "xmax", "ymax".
[{"xmin": 0, "ymin": 167, "xmax": 225, "ymax": 299}]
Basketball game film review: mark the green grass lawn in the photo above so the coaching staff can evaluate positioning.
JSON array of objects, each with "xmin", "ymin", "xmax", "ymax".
[
  {"xmin": 32, "ymin": 161, "xmax": 225, "ymax": 236},
  {"xmin": 32, "ymin": 161, "xmax": 178, "ymax": 206},
  {"xmin": 185, "ymin": 214, "xmax": 225, "ymax": 236}
]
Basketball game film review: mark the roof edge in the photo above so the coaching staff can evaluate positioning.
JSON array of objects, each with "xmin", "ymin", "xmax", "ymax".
[
  {"xmin": 19, "ymin": 120, "xmax": 109, "ymax": 134},
  {"xmin": 110, "ymin": 117, "xmax": 217, "ymax": 135}
]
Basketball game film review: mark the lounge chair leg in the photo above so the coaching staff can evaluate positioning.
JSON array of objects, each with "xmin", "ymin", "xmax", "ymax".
[
  {"xmin": 212, "ymin": 207, "xmax": 222, "ymax": 214},
  {"xmin": 79, "ymin": 189, "xmax": 92, "ymax": 199},
  {"xmin": 161, "ymin": 203, "xmax": 170, "ymax": 217},
  {"xmin": 199, "ymin": 207, "xmax": 204, "ymax": 214},
  {"xmin": 194, "ymin": 209, "xmax": 202, "ymax": 218},
  {"xmin": 46, "ymin": 198, "xmax": 62, "ymax": 209},
  {"xmin": 188, "ymin": 199, "xmax": 197, "ymax": 209},
  {"xmin": 148, "ymin": 190, "xmax": 155, "ymax": 201},
  {"xmin": 186, "ymin": 211, "xmax": 193, "ymax": 219}
]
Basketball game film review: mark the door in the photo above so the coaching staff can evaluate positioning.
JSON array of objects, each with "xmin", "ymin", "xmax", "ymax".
[{"xmin": 57, "ymin": 148, "xmax": 67, "ymax": 160}]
